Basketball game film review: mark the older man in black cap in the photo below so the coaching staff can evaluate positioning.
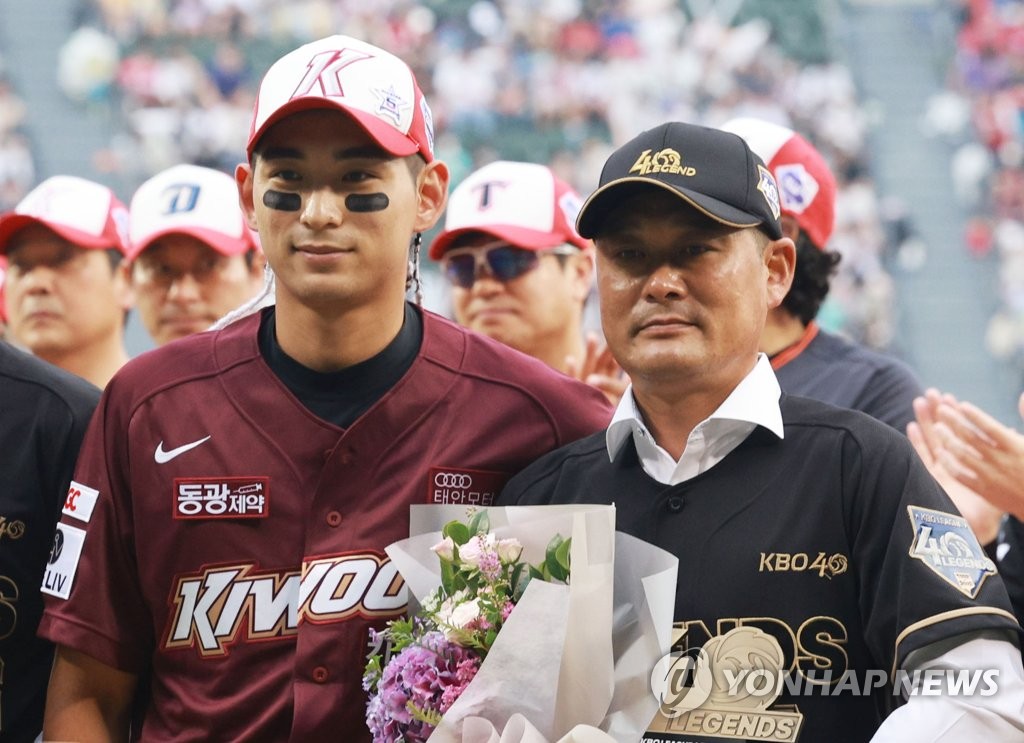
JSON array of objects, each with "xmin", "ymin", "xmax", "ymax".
[{"xmin": 500, "ymin": 121, "xmax": 1024, "ymax": 741}]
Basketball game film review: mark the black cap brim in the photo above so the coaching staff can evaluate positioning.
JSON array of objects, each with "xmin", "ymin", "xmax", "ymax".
[{"xmin": 576, "ymin": 178, "xmax": 774, "ymax": 239}]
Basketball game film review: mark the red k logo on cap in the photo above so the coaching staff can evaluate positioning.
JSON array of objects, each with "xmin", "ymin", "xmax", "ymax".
[
  {"xmin": 292, "ymin": 49, "xmax": 373, "ymax": 100},
  {"xmin": 247, "ymin": 35, "xmax": 435, "ymax": 162}
]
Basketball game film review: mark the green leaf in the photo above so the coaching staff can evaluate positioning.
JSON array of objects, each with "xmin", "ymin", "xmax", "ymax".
[
  {"xmin": 443, "ymin": 520, "xmax": 471, "ymax": 546},
  {"xmin": 545, "ymin": 534, "xmax": 564, "ymax": 565},
  {"xmin": 514, "ymin": 571, "xmax": 533, "ymax": 602},
  {"xmin": 407, "ymin": 701, "xmax": 443, "ymax": 725},
  {"xmin": 510, "ymin": 562, "xmax": 527, "ymax": 594},
  {"xmin": 363, "ymin": 655, "xmax": 382, "ymax": 691},
  {"xmin": 440, "ymin": 559, "xmax": 456, "ymax": 595},
  {"xmin": 483, "ymin": 628, "xmax": 498, "ymax": 650},
  {"xmin": 467, "ymin": 509, "xmax": 490, "ymax": 536},
  {"xmin": 555, "ymin": 537, "xmax": 572, "ymax": 573}
]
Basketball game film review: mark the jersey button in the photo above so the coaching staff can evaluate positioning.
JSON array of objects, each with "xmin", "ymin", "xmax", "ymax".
[
  {"xmin": 340, "ymin": 449, "xmax": 354, "ymax": 466},
  {"xmin": 326, "ymin": 510, "xmax": 343, "ymax": 527},
  {"xmin": 312, "ymin": 666, "xmax": 329, "ymax": 683},
  {"xmin": 667, "ymin": 495, "xmax": 684, "ymax": 513}
]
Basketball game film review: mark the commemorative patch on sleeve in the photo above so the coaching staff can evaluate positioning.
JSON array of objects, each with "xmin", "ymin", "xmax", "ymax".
[
  {"xmin": 41, "ymin": 523, "xmax": 87, "ymax": 600},
  {"xmin": 907, "ymin": 506, "xmax": 996, "ymax": 598},
  {"xmin": 426, "ymin": 467, "xmax": 509, "ymax": 507},
  {"xmin": 174, "ymin": 477, "xmax": 269, "ymax": 519}
]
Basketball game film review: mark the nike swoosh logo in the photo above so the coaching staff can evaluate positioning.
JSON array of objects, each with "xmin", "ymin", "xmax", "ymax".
[{"xmin": 155, "ymin": 435, "xmax": 212, "ymax": 464}]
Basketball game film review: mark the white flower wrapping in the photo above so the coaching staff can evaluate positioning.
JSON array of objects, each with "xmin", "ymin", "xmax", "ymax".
[{"xmin": 384, "ymin": 504, "xmax": 679, "ymax": 743}]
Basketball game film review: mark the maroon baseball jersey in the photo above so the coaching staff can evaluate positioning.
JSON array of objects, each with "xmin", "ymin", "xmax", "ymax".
[{"xmin": 38, "ymin": 308, "xmax": 611, "ymax": 741}]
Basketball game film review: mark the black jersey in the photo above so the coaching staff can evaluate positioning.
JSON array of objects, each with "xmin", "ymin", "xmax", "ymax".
[
  {"xmin": 0, "ymin": 342, "xmax": 99, "ymax": 742},
  {"xmin": 772, "ymin": 324, "xmax": 922, "ymax": 432},
  {"xmin": 998, "ymin": 517, "xmax": 1024, "ymax": 626},
  {"xmin": 500, "ymin": 394, "xmax": 1019, "ymax": 743}
]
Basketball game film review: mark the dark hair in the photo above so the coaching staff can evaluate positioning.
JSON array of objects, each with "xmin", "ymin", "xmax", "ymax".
[{"xmin": 782, "ymin": 231, "xmax": 841, "ymax": 325}]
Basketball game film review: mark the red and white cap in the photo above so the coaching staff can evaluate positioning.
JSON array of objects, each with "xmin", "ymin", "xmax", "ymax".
[
  {"xmin": 247, "ymin": 35, "xmax": 434, "ymax": 162},
  {"xmin": 0, "ymin": 175, "xmax": 129, "ymax": 255},
  {"xmin": 719, "ymin": 118, "xmax": 837, "ymax": 249},
  {"xmin": 428, "ymin": 160, "xmax": 589, "ymax": 260},
  {"xmin": 127, "ymin": 164, "xmax": 258, "ymax": 262}
]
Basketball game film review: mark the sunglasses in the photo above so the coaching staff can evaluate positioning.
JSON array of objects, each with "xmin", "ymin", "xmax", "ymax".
[{"xmin": 441, "ymin": 242, "xmax": 578, "ymax": 289}]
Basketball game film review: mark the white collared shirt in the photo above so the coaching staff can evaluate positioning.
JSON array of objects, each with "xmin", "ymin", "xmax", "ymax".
[{"xmin": 605, "ymin": 354, "xmax": 784, "ymax": 484}]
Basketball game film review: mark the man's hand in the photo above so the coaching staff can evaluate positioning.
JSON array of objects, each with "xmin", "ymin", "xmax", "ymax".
[
  {"xmin": 907, "ymin": 389, "xmax": 1005, "ymax": 544},
  {"xmin": 566, "ymin": 332, "xmax": 629, "ymax": 406}
]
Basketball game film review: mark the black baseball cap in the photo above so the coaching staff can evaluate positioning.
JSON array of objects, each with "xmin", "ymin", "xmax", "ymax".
[{"xmin": 576, "ymin": 121, "xmax": 784, "ymax": 240}]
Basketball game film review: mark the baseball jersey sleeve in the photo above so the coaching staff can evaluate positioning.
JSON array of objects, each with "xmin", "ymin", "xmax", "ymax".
[
  {"xmin": 843, "ymin": 424, "xmax": 1020, "ymax": 674},
  {"xmin": 38, "ymin": 380, "xmax": 154, "ymax": 672}
]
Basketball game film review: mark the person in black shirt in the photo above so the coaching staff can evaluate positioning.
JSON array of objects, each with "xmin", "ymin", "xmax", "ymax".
[
  {"xmin": 500, "ymin": 121, "xmax": 1024, "ymax": 742},
  {"xmin": 721, "ymin": 117, "xmax": 922, "ymax": 433},
  {"xmin": 0, "ymin": 341, "xmax": 99, "ymax": 742}
]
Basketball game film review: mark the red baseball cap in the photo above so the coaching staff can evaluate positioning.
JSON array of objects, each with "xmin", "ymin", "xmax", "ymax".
[
  {"xmin": 429, "ymin": 161, "xmax": 589, "ymax": 260},
  {"xmin": 0, "ymin": 175, "xmax": 129, "ymax": 255},
  {"xmin": 247, "ymin": 35, "xmax": 434, "ymax": 163},
  {"xmin": 128, "ymin": 164, "xmax": 259, "ymax": 262},
  {"xmin": 720, "ymin": 117, "xmax": 837, "ymax": 250}
]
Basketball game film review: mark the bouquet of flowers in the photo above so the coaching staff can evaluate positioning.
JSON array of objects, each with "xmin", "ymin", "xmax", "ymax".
[
  {"xmin": 363, "ymin": 509, "xmax": 572, "ymax": 741},
  {"xmin": 366, "ymin": 504, "xmax": 678, "ymax": 743}
]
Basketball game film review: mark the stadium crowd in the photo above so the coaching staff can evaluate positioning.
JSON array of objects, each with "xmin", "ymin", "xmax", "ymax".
[
  {"xmin": 0, "ymin": 59, "xmax": 35, "ymax": 211},
  {"xmin": 43, "ymin": 0, "xmax": 903, "ymax": 348},
  {"xmin": 933, "ymin": 0, "xmax": 1024, "ymax": 369}
]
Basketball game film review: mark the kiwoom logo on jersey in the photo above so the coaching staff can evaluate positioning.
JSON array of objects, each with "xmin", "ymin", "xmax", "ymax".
[
  {"xmin": 173, "ymin": 477, "xmax": 269, "ymax": 519},
  {"xmin": 907, "ymin": 506, "xmax": 996, "ymax": 598},
  {"xmin": 425, "ymin": 467, "xmax": 508, "ymax": 507},
  {"xmin": 165, "ymin": 551, "xmax": 405, "ymax": 656}
]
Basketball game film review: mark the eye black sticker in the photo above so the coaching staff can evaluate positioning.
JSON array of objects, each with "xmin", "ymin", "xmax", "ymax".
[
  {"xmin": 263, "ymin": 190, "xmax": 301, "ymax": 211},
  {"xmin": 345, "ymin": 193, "xmax": 389, "ymax": 212}
]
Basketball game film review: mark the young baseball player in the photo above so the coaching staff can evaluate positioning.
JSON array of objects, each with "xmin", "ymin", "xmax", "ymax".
[
  {"xmin": 0, "ymin": 340, "xmax": 99, "ymax": 742},
  {"xmin": 429, "ymin": 160, "xmax": 626, "ymax": 403},
  {"xmin": 721, "ymin": 117, "xmax": 923, "ymax": 433},
  {"xmin": 127, "ymin": 163, "xmax": 265, "ymax": 346},
  {"xmin": 500, "ymin": 121, "xmax": 1024, "ymax": 741},
  {"xmin": 0, "ymin": 176, "xmax": 133, "ymax": 387},
  {"xmin": 38, "ymin": 35, "xmax": 611, "ymax": 742}
]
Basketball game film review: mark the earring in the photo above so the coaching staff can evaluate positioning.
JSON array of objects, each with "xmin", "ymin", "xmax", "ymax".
[{"xmin": 407, "ymin": 232, "xmax": 424, "ymax": 305}]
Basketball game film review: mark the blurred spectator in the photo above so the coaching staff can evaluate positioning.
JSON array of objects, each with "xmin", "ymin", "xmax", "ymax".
[
  {"xmin": 0, "ymin": 70, "xmax": 35, "ymax": 211},
  {"xmin": 57, "ymin": 26, "xmax": 120, "ymax": 104},
  {"xmin": 931, "ymin": 0, "xmax": 1024, "ymax": 370},
  {"xmin": 0, "ymin": 176, "xmax": 133, "ymax": 387},
  {"xmin": 126, "ymin": 163, "xmax": 264, "ymax": 346}
]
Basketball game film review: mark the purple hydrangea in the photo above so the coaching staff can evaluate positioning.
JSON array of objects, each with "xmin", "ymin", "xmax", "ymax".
[{"xmin": 366, "ymin": 631, "xmax": 482, "ymax": 743}]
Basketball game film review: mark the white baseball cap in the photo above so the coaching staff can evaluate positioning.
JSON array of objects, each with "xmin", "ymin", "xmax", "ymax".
[
  {"xmin": 0, "ymin": 175, "xmax": 129, "ymax": 254},
  {"xmin": 428, "ymin": 161, "xmax": 588, "ymax": 259},
  {"xmin": 246, "ymin": 35, "xmax": 435, "ymax": 162},
  {"xmin": 127, "ymin": 164, "xmax": 257, "ymax": 262}
]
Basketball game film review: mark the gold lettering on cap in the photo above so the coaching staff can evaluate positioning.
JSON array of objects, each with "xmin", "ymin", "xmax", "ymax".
[{"xmin": 629, "ymin": 148, "xmax": 696, "ymax": 177}]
